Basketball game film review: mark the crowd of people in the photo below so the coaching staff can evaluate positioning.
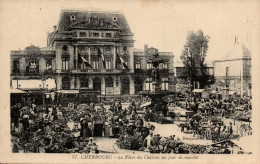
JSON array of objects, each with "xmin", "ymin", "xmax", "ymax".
[{"xmin": 10, "ymin": 93, "xmax": 251, "ymax": 154}]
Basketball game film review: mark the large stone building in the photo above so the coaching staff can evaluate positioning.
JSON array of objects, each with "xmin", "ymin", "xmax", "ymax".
[{"xmin": 10, "ymin": 10, "xmax": 174, "ymax": 103}]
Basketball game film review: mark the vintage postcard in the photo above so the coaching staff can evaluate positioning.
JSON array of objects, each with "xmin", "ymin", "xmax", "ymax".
[{"xmin": 0, "ymin": 0, "xmax": 259, "ymax": 163}]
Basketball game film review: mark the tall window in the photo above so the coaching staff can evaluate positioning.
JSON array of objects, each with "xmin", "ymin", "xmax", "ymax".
[
  {"xmin": 62, "ymin": 58, "xmax": 69, "ymax": 70},
  {"xmin": 46, "ymin": 59, "xmax": 52, "ymax": 70},
  {"xmin": 93, "ymin": 60, "xmax": 99, "ymax": 70},
  {"xmin": 80, "ymin": 77, "xmax": 89, "ymax": 88},
  {"xmin": 105, "ymin": 33, "xmax": 112, "ymax": 38},
  {"xmin": 145, "ymin": 77, "xmax": 152, "ymax": 91},
  {"xmin": 162, "ymin": 63, "xmax": 168, "ymax": 69},
  {"xmin": 161, "ymin": 77, "xmax": 169, "ymax": 91},
  {"xmin": 105, "ymin": 77, "xmax": 113, "ymax": 87},
  {"xmin": 105, "ymin": 59, "xmax": 111, "ymax": 70},
  {"xmin": 135, "ymin": 61, "xmax": 141, "ymax": 69},
  {"xmin": 147, "ymin": 62, "xmax": 152, "ymax": 69},
  {"xmin": 13, "ymin": 60, "xmax": 20, "ymax": 73}
]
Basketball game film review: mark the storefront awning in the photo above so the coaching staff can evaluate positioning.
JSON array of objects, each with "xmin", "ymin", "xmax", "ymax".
[
  {"xmin": 210, "ymin": 90, "xmax": 217, "ymax": 94},
  {"xmin": 11, "ymin": 78, "xmax": 56, "ymax": 90},
  {"xmin": 140, "ymin": 102, "xmax": 152, "ymax": 107},
  {"xmin": 192, "ymin": 89, "xmax": 205, "ymax": 93},
  {"xmin": 10, "ymin": 88, "xmax": 27, "ymax": 94},
  {"xmin": 229, "ymin": 91, "xmax": 237, "ymax": 95},
  {"xmin": 55, "ymin": 90, "xmax": 79, "ymax": 94}
]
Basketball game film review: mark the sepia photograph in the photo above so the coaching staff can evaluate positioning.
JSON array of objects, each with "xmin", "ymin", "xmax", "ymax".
[{"xmin": 0, "ymin": 0, "xmax": 260, "ymax": 163}]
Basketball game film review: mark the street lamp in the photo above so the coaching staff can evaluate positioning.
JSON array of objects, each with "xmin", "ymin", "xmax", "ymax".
[{"xmin": 187, "ymin": 47, "xmax": 192, "ymax": 102}]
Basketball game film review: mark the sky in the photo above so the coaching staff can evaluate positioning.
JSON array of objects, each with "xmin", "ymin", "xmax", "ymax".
[{"xmin": 0, "ymin": 0, "xmax": 259, "ymax": 63}]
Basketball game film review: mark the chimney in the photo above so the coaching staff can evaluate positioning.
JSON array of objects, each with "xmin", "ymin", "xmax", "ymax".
[
  {"xmin": 53, "ymin": 26, "xmax": 57, "ymax": 31},
  {"xmin": 144, "ymin": 44, "xmax": 148, "ymax": 51}
]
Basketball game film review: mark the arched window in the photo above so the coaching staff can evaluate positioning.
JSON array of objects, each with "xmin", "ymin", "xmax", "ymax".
[
  {"xmin": 161, "ymin": 77, "xmax": 169, "ymax": 91},
  {"xmin": 105, "ymin": 76, "xmax": 113, "ymax": 87},
  {"xmin": 145, "ymin": 77, "xmax": 152, "ymax": 91},
  {"xmin": 134, "ymin": 76, "xmax": 143, "ymax": 93},
  {"xmin": 121, "ymin": 77, "xmax": 129, "ymax": 94},
  {"xmin": 93, "ymin": 77, "xmax": 101, "ymax": 93},
  {"xmin": 80, "ymin": 77, "xmax": 89, "ymax": 88},
  {"xmin": 62, "ymin": 77, "xmax": 70, "ymax": 90}
]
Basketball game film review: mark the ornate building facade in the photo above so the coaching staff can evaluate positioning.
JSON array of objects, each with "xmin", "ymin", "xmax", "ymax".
[{"xmin": 10, "ymin": 10, "xmax": 174, "ymax": 101}]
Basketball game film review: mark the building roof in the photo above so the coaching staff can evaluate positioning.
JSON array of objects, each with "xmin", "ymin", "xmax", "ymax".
[
  {"xmin": 57, "ymin": 9, "xmax": 132, "ymax": 34},
  {"xmin": 224, "ymin": 42, "xmax": 251, "ymax": 60}
]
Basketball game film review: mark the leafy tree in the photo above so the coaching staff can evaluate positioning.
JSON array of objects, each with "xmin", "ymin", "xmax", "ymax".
[{"xmin": 180, "ymin": 30, "xmax": 214, "ymax": 90}]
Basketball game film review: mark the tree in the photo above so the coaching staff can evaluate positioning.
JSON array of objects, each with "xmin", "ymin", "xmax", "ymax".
[{"xmin": 180, "ymin": 30, "xmax": 214, "ymax": 90}]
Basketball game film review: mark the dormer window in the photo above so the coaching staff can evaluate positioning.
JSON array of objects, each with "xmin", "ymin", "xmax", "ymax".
[
  {"xmin": 70, "ymin": 15, "xmax": 76, "ymax": 21},
  {"xmin": 112, "ymin": 17, "xmax": 117, "ymax": 21},
  {"xmin": 105, "ymin": 33, "xmax": 112, "ymax": 38},
  {"xmin": 93, "ymin": 33, "xmax": 99, "ymax": 37},
  {"xmin": 79, "ymin": 32, "xmax": 86, "ymax": 37}
]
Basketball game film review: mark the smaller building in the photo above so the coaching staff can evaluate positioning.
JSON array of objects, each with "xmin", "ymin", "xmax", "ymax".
[
  {"xmin": 10, "ymin": 45, "xmax": 56, "ymax": 105},
  {"xmin": 213, "ymin": 41, "xmax": 251, "ymax": 98},
  {"xmin": 174, "ymin": 61, "xmax": 214, "ymax": 92}
]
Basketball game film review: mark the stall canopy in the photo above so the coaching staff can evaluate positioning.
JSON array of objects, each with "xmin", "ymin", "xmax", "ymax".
[
  {"xmin": 55, "ymin": 90, "xmax": 79, "ymax": 94},
  {"xmin": 210, "ymin": 90, "xmax": 217, "ymax": 94},
  {"xmin": 10, "ymin": 88, "xmax": 27, "ymax": 94},
  {"xmin": 229, "ymin": 91, "xmax": 237, "ymax": 95},
  {"xmin": 140, "ymin": 102, "xmax": 152, "ymax": 107},
  {"xmin": 192, "ymin": 89, "xmax": 205, "ymax": 93}
]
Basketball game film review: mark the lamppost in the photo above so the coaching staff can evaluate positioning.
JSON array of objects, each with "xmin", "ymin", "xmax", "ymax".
[
  {"xmin": 187, "ymin": 47, "xmax": 192, "ymax": 103},
  {"xmin": 40, "ymin": 79, "xmax": 46, "ymax": 106}
]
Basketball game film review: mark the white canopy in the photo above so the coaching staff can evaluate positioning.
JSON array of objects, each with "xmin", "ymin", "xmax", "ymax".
[
  {"xmin": 11, "ymin": 88, "xmax": 27, "ymax": 94},
  {"xmin": 140, "ymin": 101, "xmax": 152, "ymax": 107},
  {"xmin": 55, "ymin": 90, "xmax": 79, "ymax": 94},
  {"xmin": 192, "ymin": 89, "xmax": 205, "ymax": 93},
  {"xmin": 11, "ymin": 78, "xmax": 56, "ymax": 90}
]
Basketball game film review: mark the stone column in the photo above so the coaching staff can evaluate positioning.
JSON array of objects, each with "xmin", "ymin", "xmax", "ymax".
[
  {"xmin": 88, "ymin": 46, "xmax": 91, "ymax": 65},
  {"xmin": 56, "ymin": 44, "xmax": 62, "ymax": 70},
  {"xmin": 113, "ymin": 46, "xmax": 116, "ymax": 70},
  {"xmin": 118, "ymin": 76, "xmax": 122, "ymax": 95},
  {"xmin": 89, "ymin": 77, "xmax": 93, "ymax": 89},
  {"xmin": 57, "ymin": 75, "xmax": 62, "ymax": 90},
  {"xmin": 75, "ymin": 45, "xmax": 78, "ymax": 69},
  {"xmin": 128, "ymin": 46, "xmax": 134, "ymax": 73},
  {"xmin": 71, "ymin": 76, "xmax": 75, "ymax": 89},
  {"xmin": 129, "ymin": 76, "xmax": 135, "ymax": 94},
  {"xmin": 101, "ymin": 76, "xmax": 106, "ymax": 95},
  {"xmin": 143, "ymin": 77, "xmax": 146, "ymax": 91},
  {"xmin": 39, "ymin": 58, "xmax": 46, "ymax": 74},
  {"xmin": 69, "ymin": 45, "xmax": 74, "ymax": 69}
]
